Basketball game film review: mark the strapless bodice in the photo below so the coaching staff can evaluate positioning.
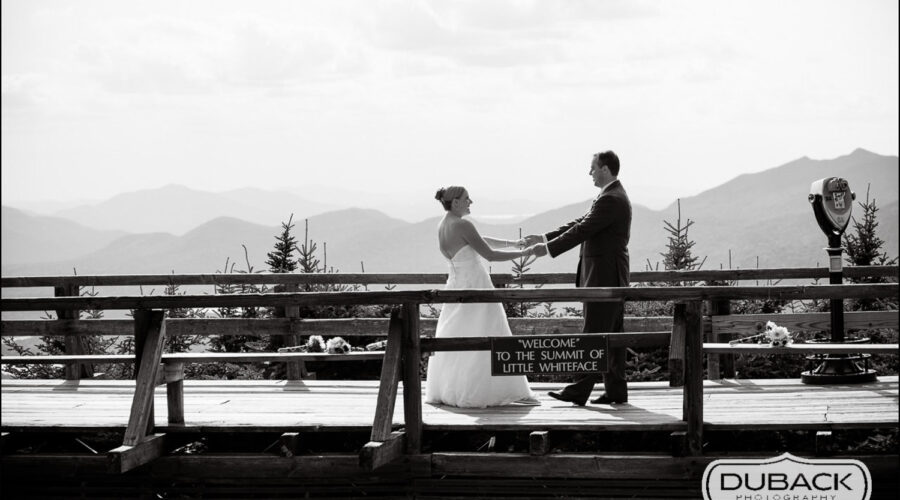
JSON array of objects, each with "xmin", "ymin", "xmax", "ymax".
[{"xmin": 445, "ymin": 245, "xmax": 493, "ymax": 289}]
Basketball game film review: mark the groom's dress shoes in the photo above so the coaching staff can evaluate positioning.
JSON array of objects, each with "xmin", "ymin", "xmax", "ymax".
[
  {"xmin": 547, "ymin": 391, "xmax": 588, "ymax": 406},
  {"xmin": 591, "ymin": 393, "xmax": 627, "ymax": 405}
]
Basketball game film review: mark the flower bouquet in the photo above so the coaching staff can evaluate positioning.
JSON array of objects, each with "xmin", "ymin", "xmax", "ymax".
[
  {"xmin": 729, "ymin": 321, "xmax": 793, "ymax": 347},
  {"xmin": 764, "ymin": 321, "xmax": 792, "ymax": 347}
]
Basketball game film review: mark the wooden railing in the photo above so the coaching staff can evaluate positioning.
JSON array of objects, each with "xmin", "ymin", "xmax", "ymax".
[
  {"xmin": 2, "ymin": 264, "xmax": 896, "ymax": 287},
  {"xmin": 2, "ymin": 266, "xmax": 898, "ymax": 472}
]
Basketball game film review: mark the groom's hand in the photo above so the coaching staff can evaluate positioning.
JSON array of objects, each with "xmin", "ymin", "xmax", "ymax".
[
  {"xmin": 523, "ymin": 234, "xmax": 543, "ymax": 246},
  {"xmin": 531, "ymin": 244, "xmax": 548, "ymax": 257}
]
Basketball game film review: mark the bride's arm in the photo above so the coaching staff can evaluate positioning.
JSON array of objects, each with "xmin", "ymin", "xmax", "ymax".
[
  {"xmin": 482, "ymin": 236, "xmax": 518, "ymax": 249},
  {"xmin": 459, "ymin": 220, "xmax": 531, "ymax": 262}
]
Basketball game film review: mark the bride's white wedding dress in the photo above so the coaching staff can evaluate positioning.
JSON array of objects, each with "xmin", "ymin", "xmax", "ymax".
[{"xmin": 424, "ymin": 245, "xmax": 536, "ymax": 407}]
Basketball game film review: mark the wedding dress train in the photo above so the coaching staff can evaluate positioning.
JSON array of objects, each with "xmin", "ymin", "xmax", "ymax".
[{"xmin": 424, "ymin": 245, "xmax": 535, "ymax": 407}]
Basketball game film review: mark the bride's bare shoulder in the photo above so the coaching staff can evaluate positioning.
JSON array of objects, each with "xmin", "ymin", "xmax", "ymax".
[
  {"xmin": 457, "ymin": 218, "xmax": 478, "ymax": 233},
  {"xmin": 440, "ymin": 216, "xmax": 470, "ymax": 229}
]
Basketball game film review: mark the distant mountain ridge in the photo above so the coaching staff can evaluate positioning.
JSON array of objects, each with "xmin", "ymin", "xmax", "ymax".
[
  {"xmin": 2, "ymin": 149, "xmax": 897, "ymax": 276},
  {"xmin": 1, "ymin": 207, "xmax": 128, "ymax": 266},
  {"xmin": 285, "ymin": 184, "xmax": 577, "ymax": 225},
  {"xmin": 663, "ymin": 148, "xmax": 899, "ymax": 270},
  {"xmin": 1, "ymin": 210, "xmax": 412, "ymax": 276},
  {"xmin": 661, "ymin": 148, "xmax": 894, "ymax": 219},
  {"xmin": 50, "ymin": 184, "xmax": 338, "ymax": 235}
]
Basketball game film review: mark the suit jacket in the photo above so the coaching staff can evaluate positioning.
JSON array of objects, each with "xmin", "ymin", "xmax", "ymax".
[{"xmin": 544, "ymin": 180, "xmax": 631, "ymax": 290}]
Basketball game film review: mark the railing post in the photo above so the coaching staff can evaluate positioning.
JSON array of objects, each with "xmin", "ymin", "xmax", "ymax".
[
  {"xmin": 111, "ymin": 319, "xmax": 170, "ymax": 476},
  {"xmin": 164, "ymin": 362, "xmax": 185, "ymax": 425},
  {"xmin": 360, "ymin": 308, "xmax": 406, "ymax": 470},
  {"xmin": 273, "ymin": 284, "xmax": 306, "ymax": 380},
  {"xmin": 682, "ymin": 300, "xmax": 704, "ymax": 456},
  {"xmin": 402, "ymin": 302, "xmax": 422, "ymax": 454},
  {"xmin": 707, "ymin": 291, "xmax": 733, "ymax": 379},
  {"xmin": 285, "ymin": 287, "xmax": 306, "ymax": 380},
  {"xmin": 127, "ymin": 309, "xmax": 167, "ymax": 445},
  {"xmin": 668, "ymin": 302, "xmax": 686, "ymax": 387},
  {"xmin": 55, "ymin": 284, "xmax": 92, "ymax": 380}
]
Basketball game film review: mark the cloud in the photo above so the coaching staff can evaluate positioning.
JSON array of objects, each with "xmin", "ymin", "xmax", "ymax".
[
  {"xmin": 1, "ymin": 74, "xmax": 49, "ymax": 111},
  {"xmin": 354, "ymin": 0, "xmax": 666, "ymax": 80},
  {"xmin": 358, "ymin": 1, "xmax": 570, "ymax": 67},
  {"xmin": 5, "ymin": 1, "xmax": 666, "ymax": 101},
  {"xmin": 56, "ymin": 12, "xmax": 361, "ymax": 97},
  {"xmin": 431, "ymin": 0, "xmax": 660, "ymax": 32},
  {"xmin": 2, "ymin": 0, "xmax": 896, "ymax": 206},
  {"xmin": 67, "ymin": 17, "xmax": 218, "ymax": 95},
  {"xmin": 220, "ymin": 17, "xmax": 362, "ymax": 89}
]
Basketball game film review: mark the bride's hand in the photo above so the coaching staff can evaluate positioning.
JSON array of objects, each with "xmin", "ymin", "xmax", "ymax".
[
  {"xmin": 529, "ymin": 244, "xmax": 548, "ymax": 257},
  {"xmin": 522, "ymin": 234, "xmax": 542, "ymax": 246}
]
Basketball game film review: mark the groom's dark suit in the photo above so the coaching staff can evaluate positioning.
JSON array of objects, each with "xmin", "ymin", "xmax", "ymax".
[{"xmin": 544, "ymin": 179, "xmax": 631, "ymax": 402}]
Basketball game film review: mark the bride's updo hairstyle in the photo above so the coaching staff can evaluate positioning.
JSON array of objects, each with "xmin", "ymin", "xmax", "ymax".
[{"xmin": 435, "ymin": 186, "xmax": 466, "ymax": 211}]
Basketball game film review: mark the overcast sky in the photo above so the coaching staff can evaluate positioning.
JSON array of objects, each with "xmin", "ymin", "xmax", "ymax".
[{"xmin": 2, "ymin": 0, "xmax": 898, "ymax": 211}]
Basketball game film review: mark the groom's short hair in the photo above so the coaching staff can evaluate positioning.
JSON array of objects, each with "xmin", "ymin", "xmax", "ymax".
[{"xmin": 598, "ymin": 151, "xmax": 619, "ymax": 176}]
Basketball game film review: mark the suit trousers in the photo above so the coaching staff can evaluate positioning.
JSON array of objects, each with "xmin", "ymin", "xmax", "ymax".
[{"xmin": 564, "ymin": 299, "xmax": 627, "ymax": 401}]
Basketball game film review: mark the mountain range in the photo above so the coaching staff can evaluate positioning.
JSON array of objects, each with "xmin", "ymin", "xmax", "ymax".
[
  {"xmin": 2, "ymin": 148, "xmax": 897, "ymax": 278},
  {"xmin": 46, "ymin": 185, "xmax": 340, "ymax": 235}
]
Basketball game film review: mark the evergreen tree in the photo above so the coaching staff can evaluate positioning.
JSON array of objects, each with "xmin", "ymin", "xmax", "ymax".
[
  {"xmin": 266, "ymin": 214, "xmax": 300, "ymax": 326},
  {"xmin": 843, "ymin": 185, "xmax": 898, "ymax": 270},
  {"xmin": 660, "ymin": 199, "xmax": 704, "ymax": 277},
  {"xmin": 0, "ymin": 309, "xmax": 65, "ymax": 379},
  {"xmin": 212, "ymin": 258, "xmax": 241, "ymax": 322},
  {"xmin": 208, "ymin": 249, "xmax": 270, "ymax": 354},
  {"xmin": 624, "ymin": 201, "xmax": 706, "ymax": 382},
  {"xmin": 266, "ymin": 214, "xmax": 299, "ymax": 273},
  {"xmin": 842, "ymin": 185, "xmax": 898, "ymax": 311},
  {"xmin": 287, "ymin": 219, "xmax": 383, "ymax": 380},
  {"xmin": 201, "ymin": 253, "xmax": 269, "ymax": 380},
  {"xmin": 293, "ymin": 219, "xmax": 365, "ymax": 319},
  {"xmin": 295, "ymin": 218, "xmax": 321, "ymax": 278}
]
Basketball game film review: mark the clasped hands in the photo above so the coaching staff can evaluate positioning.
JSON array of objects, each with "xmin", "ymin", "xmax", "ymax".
[{"xmin": 514, "ymin": 234, "xmax": 548, "ymax": 257}]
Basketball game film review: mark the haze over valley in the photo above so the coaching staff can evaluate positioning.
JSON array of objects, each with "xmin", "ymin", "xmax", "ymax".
[{"xmin": 2, "ymin": 149, "xmax": 897, "ymax": 279}]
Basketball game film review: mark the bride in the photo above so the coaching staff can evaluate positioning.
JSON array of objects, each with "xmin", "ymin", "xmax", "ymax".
[{"xmin": 425, "ymin": 186, "xmax": 542, "ymax": 407}]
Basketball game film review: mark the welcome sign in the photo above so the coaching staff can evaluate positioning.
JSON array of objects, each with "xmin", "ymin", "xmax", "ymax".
[{"xmin": 490, "ymin": 335, "xmax": 608, "ymax": 376}]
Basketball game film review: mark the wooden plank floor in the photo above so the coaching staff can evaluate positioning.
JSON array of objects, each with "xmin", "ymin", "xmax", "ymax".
[{"xmin": 2, "ymin": 377, "xmax": 897, "ymax": 433}]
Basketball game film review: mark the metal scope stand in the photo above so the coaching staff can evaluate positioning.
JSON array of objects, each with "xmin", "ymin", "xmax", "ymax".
[{"xmin": 801, "ymin": 177, "xmax": 877, "ymax": 384}]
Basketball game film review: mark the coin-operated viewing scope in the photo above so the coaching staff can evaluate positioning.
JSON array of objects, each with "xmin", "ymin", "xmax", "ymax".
[
  {"xmin": 809, "ymin": 177, "xmax": 855, "ymax": 241},
  {"xmin": 802, "ymin": 176, "xmax": 876, "ymax": 385}
]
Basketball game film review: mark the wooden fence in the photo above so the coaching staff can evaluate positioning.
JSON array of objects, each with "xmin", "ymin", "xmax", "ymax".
[{"xmin": 1, "ymin": 266, "xmax": 898, "ymax": 473}]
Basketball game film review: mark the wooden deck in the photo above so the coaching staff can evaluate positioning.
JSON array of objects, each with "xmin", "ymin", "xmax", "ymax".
[{"xmin": 3, "ymin": 376, "xmax": 897, "ymax": 434}]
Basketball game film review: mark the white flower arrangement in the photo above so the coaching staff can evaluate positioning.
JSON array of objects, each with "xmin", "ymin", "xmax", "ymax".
[
  {"xmin": 764, "ymin": 321, "xmax": 793, "ymax": 347},
  {"xmin": 728, "ymin": 321, "xmax": 794, "ymax": 347},
  {"xmin": 277, "ymin": 335, "xmax": 363, "ymax": 354}
]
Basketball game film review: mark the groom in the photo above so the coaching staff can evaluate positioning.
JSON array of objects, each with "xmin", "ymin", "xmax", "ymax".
[{"xmin": 526, "ymin": 150, "xmax": 631, "ymax": 405}]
